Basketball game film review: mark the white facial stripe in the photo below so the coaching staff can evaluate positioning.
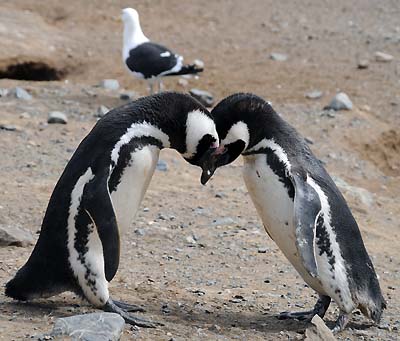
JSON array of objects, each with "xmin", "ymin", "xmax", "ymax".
[
  {"xmin": 247, "ymin": 138, "xmax": 291, "ymax": 172},
  {"xmin": 111, "ymin": 122, "xmax": 170, "ymax": 165},
  {"xmin": 67, "ymin": 168, "xmax": 109, "ymax": 306},
  {"xmin": 306, "ymin": 175, "xmax": 353, "ymax": 312},
  {"xmin": 182, "ymin": 109, "xmax": 218, "ymax": 158},
  {"xmin": 221, "ymin": 121, "xmax": 250, "ymax": 149}
]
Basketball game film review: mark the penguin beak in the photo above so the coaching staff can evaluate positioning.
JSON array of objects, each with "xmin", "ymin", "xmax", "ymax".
[{"xmin": 200, "ymin": 146, "xmax": 227, "ymax": 185}]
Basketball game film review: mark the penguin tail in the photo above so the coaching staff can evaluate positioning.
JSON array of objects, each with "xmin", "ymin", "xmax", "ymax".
[
  {"xmin": 166, "ymin": 64, "xmax": 204, "ymax": 76},
  {"xmin": 5, "ymin": 257, "xmax": 71, "ymax": 301},
  {"xmin": 6, "ymin": 267, "xmax": 34, "ymax": 301}
]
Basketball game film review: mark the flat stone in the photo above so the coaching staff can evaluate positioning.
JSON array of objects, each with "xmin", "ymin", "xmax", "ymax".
[
  {"xmin": 189, "ymin": 89, "xmax": 214, "ymax": 107},
  {"xmin": 325, "ymin": 92, "xmax": 353, "ymax": 111},
  {"xmin": 13, "ymin": 87, "xmax": 32, "ymax": 100},
  {"xmin": 95, "ymin": 105, "xmax": 109, "ymax": 118},
  {"xmin": 0, "ymin": 88, "xmax": 9, "ymax": 97},
  {"xmin": 257, "ymin": 247, "xmax": 268, "ymax": 253},
  {"xmin": 48, "ymin": 111, "xmax": 68, "ymax": 124},
  {"xmin": 304, "ymin": 315, "xmax": 336, "ymax": 341},
  {"xmin": 100, "ymin": 79, "xmax": 120, "ymax": 90},
  {"xmin": 49, "ymin": 312, "xmax": 125, "ymax": 341},
  {"xmin": 0, "ymin": 224, "xmax": 35, "ymax": 247},
  {"xmin": 156, "ymin": 159, "xmax": 168, "ymax": 172},
  {"xmin": 305, "ymin": 90, "xmax": 323, "ymax": 99},
  {"xmin": 270, "ymin": 53, "xmax": 288, "ymax": 61},
  {"xmin": 212, "ymin": 217, "xmax": 236, "ymax": 226},
  {"xmin": 375, "ymin": 51, "xmax": 394, "ymax": 62},
  {"xmin": 0, "ymin": 124, "xmax": 17, "ymax": 131}
]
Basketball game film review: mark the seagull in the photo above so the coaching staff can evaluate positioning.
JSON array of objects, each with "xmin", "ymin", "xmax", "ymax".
[{"xmin": 121, "ymin": 8, "xmax": 203, "ymax": 94}]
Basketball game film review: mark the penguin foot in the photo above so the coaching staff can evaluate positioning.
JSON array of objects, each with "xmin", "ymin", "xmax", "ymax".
[
  {"xmin": 331, "ymin": 312, "xmax": 349, "ymax": 333},
  {"xmin": 278, "ymin": 310, "xmax": 315, "ymax": 321},
  {"xmin": 278, "ymin": 295, "xmax": 331, "ymax": 322},
  {"xmin": 104, "ymin": 298, "xmax": 163, "ymax": 328},
  {"xmin": 113, "ymin": 300, "xmax": 145, "ymax": 312}
]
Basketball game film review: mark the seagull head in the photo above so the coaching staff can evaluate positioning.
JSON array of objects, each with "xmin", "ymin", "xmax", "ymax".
[{"xmin": 121, "ymin": 8, "xmax": 140, "ymax": 26}]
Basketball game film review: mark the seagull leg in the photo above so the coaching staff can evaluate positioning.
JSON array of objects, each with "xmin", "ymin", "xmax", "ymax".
[
  {"xmin": 158, "ymin": 79, "xmax": 164, "ymax": 93},
  {"xmin": 278, "ymin": 295, "xmax": 331, "ymax": 321},
  {"xmin": 147, "ymin": 80, "xmax": 154, "ymax": 95}
]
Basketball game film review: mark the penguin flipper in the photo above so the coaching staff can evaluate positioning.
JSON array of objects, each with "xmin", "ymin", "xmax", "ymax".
[
  {"xmin": 82, "ymin": 173, "xmax": 120, "ymax": 282},
  {"xmin": 292, "ymin": 171, "xmax": 321, "ymax": 278}
]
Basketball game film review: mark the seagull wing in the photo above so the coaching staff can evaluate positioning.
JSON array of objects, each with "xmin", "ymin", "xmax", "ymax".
[{"xmin": 125, "ymin": 42, "xmax": 181, "ymax": 78}]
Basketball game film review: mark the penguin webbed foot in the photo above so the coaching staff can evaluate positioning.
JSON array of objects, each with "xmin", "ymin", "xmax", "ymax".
[
  {"xmin": 331, "ymin": 312, "xmax": 349, "ymax": 333},
  {"xmin": 278, "ymin": 310, "xmax": 315, "ymax": 322},
  {"xmin": 278, "ymin": 295, "xmax": 331, "ymax": 322},
  {"xmin": 112, "ymin": 299, "xmax": 145, "ymax": 312},
  {"xmin": 104, "ymin": 298, "xmax": 163, "ymax": 328}
]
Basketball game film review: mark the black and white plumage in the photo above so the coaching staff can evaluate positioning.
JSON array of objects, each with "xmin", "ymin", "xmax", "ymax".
[
  {"xmin": 5, "ymin": 92, "xmax": 220, "ymax": 327},
  {"xmin": 201, "ymin": 93, "xmax": 386, "ymax": 332},
  {"xmin": 122, "ymin": 8, "xmax": 203, "ymax": 94}
]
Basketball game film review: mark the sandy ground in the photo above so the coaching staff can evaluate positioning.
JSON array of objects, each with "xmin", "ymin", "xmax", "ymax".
[{"xmin": 0, "ymin": 0, "xmax": 399, "ymax": 340}]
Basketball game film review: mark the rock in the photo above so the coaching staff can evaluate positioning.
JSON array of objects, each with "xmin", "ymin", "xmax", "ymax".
[
  {"xmin": 48, "ymin": 111, "xmax": 68, "ymax": 124},
  {"xmin": 357, "ymin": 59, "xmax": 369, "ymax": 69},
  {"xmin": 0, "ymin": 88, "xmax": 9, "ymax": 97},
  {"xmin": 333, "ymin": 176, "xmax": 374, "ymax": 207},
  {"xmin": 189, "ymin": 89, "xmax": 214, "ymax": 107},
  {"xmin": 270, "ymin": 53, "xmax": 288, "ymax": 61},
  {"xmin": 375, "ymin": 51, "xmax": 394, "ymax": 62},
  {"xmin": 193, "ymin": 59, "xmax": 205, "ymax": 68},
  {"xmin": 0, "ymin": 124, "xmax": 17, "ymax": 131},
  {"xmin": 0, "ymin": 224, "xmax": 35, "ymax": 247},
  {"xmin": 212, "ymin": 217, "xmax": 236, "ymax": 226},
  {"xmin": 119, "ymin": 91, "xmax": 136, "ymax": 101},
  {"xmin": 49, "ymin": 312, "xmax": 125, "ymax": 341},
  {"xmin": 304, "ymin": 315, "xmax": 336, "ymax": 341},
  {"xmin": 156, "ymin": 159, "xmax": 168, "ymax": 171},
  {"xmin": 257, "ymin": 247, "xmax": 268, "ymax": 253},
  {"xmin": 325, "ymin": 92, "xmax": 353, "ymax": 111},
  {"xmin": 178, "ymin": 78, "xmax": 189, "ymax": 87},
  {"xmin": 19, "ymin": 112, "xmax": 31, "ymax": 119},
  {"xmin": 100, "ymin": 79, "xmax": 120, "ymax": 90},
  {"xmin": 95, "ymin": 105, "xmax": 109, "ymax": 118},
  {"xmin": 305, "ymin": 90, "xmax": 323, "ymax": 99},
  {"xmin": 13, "ymin": 87, "xmax": 32, "ymax": 100}
]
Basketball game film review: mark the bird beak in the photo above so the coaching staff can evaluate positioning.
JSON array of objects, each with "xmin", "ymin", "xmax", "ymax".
[{"xmin": 199, "ymin": 146, "xmax": 227, "ymax": 185}]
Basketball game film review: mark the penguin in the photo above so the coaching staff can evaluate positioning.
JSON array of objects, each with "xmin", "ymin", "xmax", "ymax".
[
  {"xmin": 200, "ymin": 93, "xmax": 386, "ymax": 332},
  {"xmin": 122, "ymin": 8, "xmax": 203, "ymax": 94},
  {"xmin": 5, "ymin": 92, "xmax": 221, "ymax": 328}
]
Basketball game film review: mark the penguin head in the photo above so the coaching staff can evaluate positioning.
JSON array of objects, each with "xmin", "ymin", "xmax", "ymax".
[
  {"xmin": 181, "ymin": 109, "xmax": 226, "ymax": 175},
  {"xmin": 201, "ymin": 93, "xmax": 269, "ymax": 184}
]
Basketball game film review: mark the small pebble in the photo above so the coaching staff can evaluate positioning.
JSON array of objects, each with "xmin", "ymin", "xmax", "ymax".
[
  {"xmin": 375, "ymin": 51, "xmax": 394, "ymax": 62},
  {"xmin": 270, "ymin": 53, "xmax": 288, "ymax": 61},
  {"xmin": 100, "ymin": 79, "xmax": 120, "ymax": 90},
  {"xmin": 48, "ymin": 111, "xmax": 68, "ymax": 124}
]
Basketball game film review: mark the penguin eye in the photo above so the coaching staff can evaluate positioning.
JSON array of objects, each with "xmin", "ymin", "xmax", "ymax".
[{"xmin": 186, "ymin": 134, "xmax": 216, "ymax": 165}]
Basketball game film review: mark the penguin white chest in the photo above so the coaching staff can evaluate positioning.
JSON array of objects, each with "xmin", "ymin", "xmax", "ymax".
[
  {"xmin": 110, "ymin": 146, "xmax": 160, "ymax": 234},
  {"xmin": 242, "ymin": 154, "xmax": 323, "ymax": 291}
]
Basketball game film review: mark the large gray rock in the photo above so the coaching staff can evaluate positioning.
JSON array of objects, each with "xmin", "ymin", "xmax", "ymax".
[
  {"xmin": 48, "ymin": 111, "xmax": 68, "ymax": 124},
  {"xmin": 189, "ymin": 89, "xmax": 214, "ymax": 107},
  {"xmin": 325, "ymin": 92, "xmax": 353, "ymax": 111},
  {"xmin": 304, "ymin": 315, "xmax": 336, "ymax": 341},
  {"xmin": 0, "ymin": 224, "xmax": 35, "ymax": 247},
  {"xmin": 50, "ymin": 313, "xmax": 125, "ymax": 341}
]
